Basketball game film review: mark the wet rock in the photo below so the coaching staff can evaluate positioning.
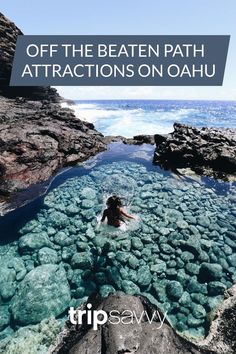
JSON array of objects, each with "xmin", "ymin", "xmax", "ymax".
[
  {"xmin": 80, "ymin": 187, "xmax": 97, "ymax": 200},
  {"xmin": 228, "ymin": 254, "xmax": 236, "ymax": 267},
  {"xmin": 0, "ymin": 318, "xmax": 63, "ymax": 354},
  {"xmin": 122, "ymin": 280, "xmax": 140, "ymax": 295},
  {"xmin": 131, "ymin": 237, "xmax": 143, "ymax": 250},
  {"xmin": 71, "ymin": 252, "xmax": 93, "ymax": 269},
  {"xmin": 186, "ymin": 262, "xmax": 200, "ymax": 275},
  {"xmin": 137, "ymin": 266, "xmax": 152, "ymax": 287},
  {"xmin": 99, "ymin": 285, "xmax": 115, "ymax": 298},
  {"xmin": 47, "ymin": 211, "xmax": 69, "ymax": 229},
  {"xmin": 187, "ymin": 279, "xmax": 208, "ymax": 294},
  {"xmin": 128, "ymin": 254, "xmax": 139, "ymax": 269},
  {"xmin": 154, "ymin": 123, "xmax": 236, "ymax": 180},
  {"xmin": 10, "ymin": 264, "xmax": 71, "ymax": 325},
  {"xmin": 18, "ymin": 232, "xmax": 53, "ymax": 254},
  {"xmin": 192, "ymin": 304, "xmax": 206, "ymax": 319},
  {"xmin": 0, "ymin": 281, "xmax": 16, "ymax": 300},
  {"xmin": 150, "ymin": 260, "xmax": 167, "ymax": 274},
  {"xmin": 208, "ymin": 281, "xmax": 227, "ymax": 296},
  {"xmin": 176, "ymin": 220, "xmax": 189, "ymax": 229},
  {"xmin": 198, "ymin": 263, "xmax": 223, "ymax": 282},
  {"xmin": 54, "ymin": 231, "xmax": 73, "ymax": 247},
  {"xmin": 7, "ymin": 257, "xmax": 27, "ymax": 281},
  {"xmin": 0, "ymin": 306, "xmax": 10, "ymax": 331},
  {"xmin": 187, "ymin": 314, "xmax": 204, "ymax": 328},
  {"xmin": 152, "ymin": 282, "xmax": 167, "ymax": 302},
  {"xmin": 166, "ymin": 281, "xmax": 184, "ymax": 300},
  {"xmin": 38, "ymin": 247, "xmax": 58, "ymax": 265}
]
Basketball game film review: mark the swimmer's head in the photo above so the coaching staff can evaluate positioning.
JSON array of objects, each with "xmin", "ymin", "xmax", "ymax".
[{"xmin": 106, "ymin": 195, "xmax": 122, "ymax": 209}]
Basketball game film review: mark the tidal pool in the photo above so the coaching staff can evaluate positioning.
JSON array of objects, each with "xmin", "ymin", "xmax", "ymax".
[{"xmin": 0, "ymin": 143, "xmax": 235, "ymax": 352}]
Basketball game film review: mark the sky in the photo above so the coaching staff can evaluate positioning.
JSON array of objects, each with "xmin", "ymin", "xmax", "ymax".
[{"xmin": 1, "ymin": 0, "xmax": 236, "ymax": 100}]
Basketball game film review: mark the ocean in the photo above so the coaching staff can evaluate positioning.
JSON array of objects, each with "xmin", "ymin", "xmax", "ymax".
[{"xmin": 63, "ymin": 100, "xmax": 236, "ymax": 137}]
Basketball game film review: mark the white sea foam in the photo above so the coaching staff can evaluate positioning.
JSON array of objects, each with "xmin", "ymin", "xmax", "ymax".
[{"xmin": 61, "ymin": 101, "xmax": 229, "ymax": 138}]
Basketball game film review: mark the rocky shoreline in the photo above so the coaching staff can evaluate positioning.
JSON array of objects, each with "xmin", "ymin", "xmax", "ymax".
[
  {"xmin": 0, "ymin": 12, "xmax": 108, "ymax": 215},
  {"xmin": 154, "ymin": 123, "xmax": 236, "ymax": 181},
  {"xmin": 0, "ymin": 95, "xmax": 107, "ymax": 215}
]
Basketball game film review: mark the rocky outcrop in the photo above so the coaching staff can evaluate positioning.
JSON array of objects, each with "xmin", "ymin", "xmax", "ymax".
[
  {"xmin": 50, "ymin": 292, "xmax": 204, "ymax": 354},
  {"xmin": 0, "ymin": 13, "xmax": 106, "ymax": 215},
  {"xmin": 0, "ymin": 12, "xmax": 60, "ymax": 100},
  {"xmin": 0, "ymin": 96, "xmax": 106, "ymax": 214},
  {"xmin": 104, "ymin": 134, "xmax": 155, "ymax": 145},
  {"xmin": 0, "ymin": 13, "xmax": 22, "ymax": 87},
  {"xmin": 50, "ymin": 290, "xmax": 236, "ymax": 354},
  {"xmin": 153, "ymin": 123, "xmax": 236, "ymax": 180}
]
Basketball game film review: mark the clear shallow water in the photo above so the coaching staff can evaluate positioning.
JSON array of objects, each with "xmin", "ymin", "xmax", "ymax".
[
  {"xmin": 0, "ymin": 143, "xmax": 236, "ymax": 353},
  {"xmin": 63, "ymin": 100, "xmax": 236, "ymax": 137}
]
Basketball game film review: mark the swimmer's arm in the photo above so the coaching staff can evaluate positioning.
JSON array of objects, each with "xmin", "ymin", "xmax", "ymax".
[
  {"xmin": 120, "ymin": 208, "xmax": 135, "ymax": 219},
  {"xmin": 101, "ymin": 210, "xmax": 107, "ymax": 222}
]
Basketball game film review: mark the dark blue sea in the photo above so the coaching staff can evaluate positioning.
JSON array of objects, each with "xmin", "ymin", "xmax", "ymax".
[{"xmin": 65, "ymin": 100, "xmax": 236, "ymax": 137}]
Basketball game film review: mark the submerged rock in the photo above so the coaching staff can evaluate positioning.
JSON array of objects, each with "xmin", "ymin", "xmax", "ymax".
[
  {"xmin": 18, "ymin": 232, "xmax": 53, "ymax": 254},
  {"xmin": 71, "ymin": 252, "xmax": 93, "ymax": 269},
  {"xmin": 38, "ymin": 247, "xmax": 58, "ymax": 265},
  {"xmin": 0, "ymin": 306, "xmax": 10, "ymax": 331},
  {"xmin": 198, "ymin": 263, "xmax": 223, "ymax": 282},
  {"xmin": 10, "ymin": 264, "xmax": 71, "ymax": 325},
  {"xmin": 166, "ymin": 281, "xmax": 184, "ymax": 300},
  {"xmin": 0, "ymin": 318, "xmax": 63, "ymax": 354}
]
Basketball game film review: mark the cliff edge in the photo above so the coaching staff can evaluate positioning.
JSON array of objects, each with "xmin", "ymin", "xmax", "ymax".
[{"xmin": 0, "ymin": 13, "xmax": 106, "ymax": 215}]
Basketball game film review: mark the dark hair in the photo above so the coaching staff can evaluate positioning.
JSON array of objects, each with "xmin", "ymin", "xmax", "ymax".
[{"xmin": 106, "ymin": 195, "xmax": 122, "ymax": 210}]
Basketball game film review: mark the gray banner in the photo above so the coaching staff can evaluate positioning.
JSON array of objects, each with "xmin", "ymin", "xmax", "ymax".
[{"xmin": 9, "ymin": 35, "xmax": 230, "ymax": 86}]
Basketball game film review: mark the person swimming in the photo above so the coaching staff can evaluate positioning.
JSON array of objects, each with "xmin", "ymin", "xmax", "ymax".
[{"xmin": 101, "ymin": 195, "xmax": 135, "ymax": 228}]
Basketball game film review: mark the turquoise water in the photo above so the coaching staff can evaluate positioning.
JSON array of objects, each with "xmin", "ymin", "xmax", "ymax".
[{"xmin": 0, "ymin": 143, "xmax": 236, "ymax": 352}]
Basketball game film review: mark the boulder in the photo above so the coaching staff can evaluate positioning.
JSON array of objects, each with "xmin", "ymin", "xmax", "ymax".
[
  {"xmin": 198, "ymin": 263, "xmax": 223, "ymax": 282},
  {"xmin": 18, "ymin": 232, "xmax": 53, "ymax": 254},
  {"xmin": 10, "ymin": 264, "xmax": 71, "ymax": 325},
  {"xmin": 166, "ymin": 281, "xmax": 184, "ymax": 300},
  {"xmin": 137, "ymin": 266, "xmax": 152, "ymax": 287},
  {"xmin": 71, "ymin": 252, "xmax": 93, "ymax": 269},
  {"xmin": 38, "ymin": 247, "xmax": 58, "ymax": 265}
]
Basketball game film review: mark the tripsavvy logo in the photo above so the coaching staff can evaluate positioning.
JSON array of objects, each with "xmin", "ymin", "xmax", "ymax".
[{"xmin": 69, "ymin": 303, "xmax": 168, "ymax": 330}]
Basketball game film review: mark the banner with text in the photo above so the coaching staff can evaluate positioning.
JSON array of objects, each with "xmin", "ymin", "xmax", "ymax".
[{"xmin": 10, "ymin": 35, "xmax": 230, "ymax": 86}]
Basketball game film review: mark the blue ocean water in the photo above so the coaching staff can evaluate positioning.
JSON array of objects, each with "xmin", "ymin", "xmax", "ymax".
[{"xmin": 68, "ymin": 100, "xmax": 236, "ymax": 137}]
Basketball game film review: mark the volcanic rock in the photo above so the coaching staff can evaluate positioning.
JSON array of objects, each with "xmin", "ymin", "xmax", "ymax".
[
  {"xmin": 153, "ymin": 123, "xmax": 236, "ymax": 180},
  {"xmin": 0, "ymin": 13, "xmax": 106, "ymax": 215}
]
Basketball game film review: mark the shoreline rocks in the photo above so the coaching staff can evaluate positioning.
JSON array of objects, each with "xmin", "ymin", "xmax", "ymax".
[
  {"xmin": 0, "ymin": 96, "xmax": 106, "ymax": 215},
  {"xmin": 0, "ymin": 13, "xmax": 107, "ymax": 215},
  {"xmin": 153, "ymin": 123, "xmax": 236, "ymax": 181}
]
